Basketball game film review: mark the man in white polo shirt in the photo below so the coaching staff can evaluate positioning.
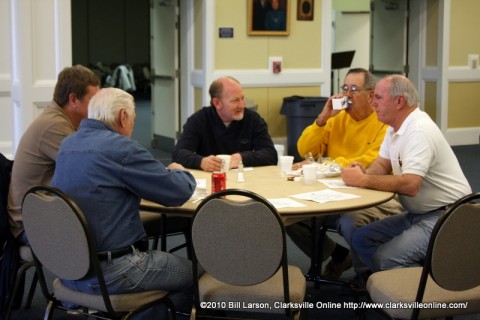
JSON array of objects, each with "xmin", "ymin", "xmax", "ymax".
[{"xmin": 341, "ymin": 74, "xmax": 471, "ymax": 289}]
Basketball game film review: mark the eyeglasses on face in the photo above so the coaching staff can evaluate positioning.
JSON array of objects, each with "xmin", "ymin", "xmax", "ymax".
[{"xmin": 341, "ymin": 84, "xmax": 371, "ymax": 94}]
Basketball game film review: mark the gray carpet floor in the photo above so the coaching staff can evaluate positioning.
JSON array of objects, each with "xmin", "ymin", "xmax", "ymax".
[{"xmin": 10, "ymin": 230, "xmax": 480, "ymax": 320}]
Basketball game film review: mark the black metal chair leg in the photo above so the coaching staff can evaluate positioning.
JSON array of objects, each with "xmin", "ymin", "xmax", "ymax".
[
  {"xmin": 4, "ymin": 260, "xmax": 34, "ymax": 320},
  {"xmin": 24, "ymin": 271, "xmax": 38, "ymax": 309}
]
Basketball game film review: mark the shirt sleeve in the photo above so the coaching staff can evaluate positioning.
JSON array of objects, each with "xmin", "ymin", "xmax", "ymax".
[
  {"xmin": 122, "ymin": 145, "xmax": 197, "ymax": 207},
  {"xmin": 297, "ymin": 120, "xmax": 330, "ymax": 159}
]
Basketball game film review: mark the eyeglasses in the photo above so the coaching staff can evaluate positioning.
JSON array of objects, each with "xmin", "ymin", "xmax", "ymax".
[{"xmin": 341, "ymin": 84, "xmax": 371, "ymax": 94}]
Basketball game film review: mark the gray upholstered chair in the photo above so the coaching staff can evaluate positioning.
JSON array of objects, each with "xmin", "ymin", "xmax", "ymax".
[
  {"xmin": 366, "ymin": 192, "xmax": 480, "ymax": 320},
  {"xmin": 21, "ymin": 185, "xmax": 175, "ymax": 320},
  {"xmin": 190, "ymin": 189, "xmax": 306, "ymax": 320}
]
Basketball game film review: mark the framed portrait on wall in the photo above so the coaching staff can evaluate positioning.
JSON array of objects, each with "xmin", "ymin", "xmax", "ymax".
[
  {"xmin": 297, "ymin": 0, "xmax": 314, "ymax": 21},
  {"xmin": 248, "ymin": 0, "xmax": 290, "ymax": 36}
]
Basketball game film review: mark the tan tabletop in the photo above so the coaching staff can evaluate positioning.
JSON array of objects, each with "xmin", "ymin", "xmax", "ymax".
[{"xmin": 140, "ymin": 165, "xmax": 394, "ymax": 223}]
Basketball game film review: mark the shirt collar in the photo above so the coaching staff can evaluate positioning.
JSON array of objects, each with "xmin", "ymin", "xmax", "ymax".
[{"xmin": 393, "ymin": 107, "xmax": 420, "ymax": 136}]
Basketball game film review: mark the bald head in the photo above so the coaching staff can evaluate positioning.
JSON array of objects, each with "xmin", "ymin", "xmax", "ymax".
[
  {"xmin": 209, "ymin": 77, "xmax": 241, "ymax": 107},
  {"xmin": 208, "ymin": 76, "xmax": 245, "ymax": 123}
]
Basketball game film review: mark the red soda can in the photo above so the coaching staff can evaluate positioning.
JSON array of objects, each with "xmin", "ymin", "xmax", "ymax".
[{"xmin": 211, "ymin": 171, "xmax": 226, "ymax": 193}]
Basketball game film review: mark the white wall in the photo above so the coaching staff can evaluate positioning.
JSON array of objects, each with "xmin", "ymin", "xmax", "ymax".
[
  {"xmin": 332, "ymin": 10, "xmax": 370, "ymax": 93},
  {"xmin": 1, "ymin": 0, "xmax": 72, "ymax": 159},
  {"xmin": 1, "ymin": 0, "xmax": 478, "ymax": 154},
  {"xmin": 0, "ymin": 0, "xmax": 13, "ymax": 158}
]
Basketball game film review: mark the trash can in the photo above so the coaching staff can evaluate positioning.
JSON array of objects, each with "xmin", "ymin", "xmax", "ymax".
[{"xmin": 280, "ymin": 96, "xmax": 328, "ymax": 162}]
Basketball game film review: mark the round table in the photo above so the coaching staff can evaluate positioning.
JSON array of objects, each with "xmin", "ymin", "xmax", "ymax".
[{"xmin": 141, "ymin": 165, "xmax": 394, "ymax": 223}]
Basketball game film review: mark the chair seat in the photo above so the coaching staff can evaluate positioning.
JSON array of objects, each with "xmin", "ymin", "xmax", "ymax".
[
  {"xmin": 198, "ymin": 265, "xmax": 306, "ymax": 314},
  {"xmin": 367, "ymin": 267, "xmax": 480, "ymax": 319},
  {"xmin": 52, "ymin": 278, "xmax": 169, "ymax": 313},
  {"xmin": 19, "ymin": 245, "xmax": 33, "ymax": 261}
]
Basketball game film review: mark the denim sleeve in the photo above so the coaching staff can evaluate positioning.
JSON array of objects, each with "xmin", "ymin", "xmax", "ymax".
[{"xmin": 121, "ymin": 145, "xmax": 196, "ymax": 207}]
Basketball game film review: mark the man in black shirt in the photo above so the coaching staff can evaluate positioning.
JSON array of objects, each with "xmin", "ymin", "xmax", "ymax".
[{"xmin": 172, "ymin": 76, "xmax": 277, "ymax": 171}]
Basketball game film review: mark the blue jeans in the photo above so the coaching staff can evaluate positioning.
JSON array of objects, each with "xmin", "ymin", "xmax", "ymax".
[
  {"xmin": 337, "ymin": 198, "xmax": 405, "ymax": 273},
  {"xmin": 62, "ymin": 248, "xmax": 196, "ymax": 318},
  {"xmin": 351, "ymin": 208, "xmax": 445, "ymax": 272}
]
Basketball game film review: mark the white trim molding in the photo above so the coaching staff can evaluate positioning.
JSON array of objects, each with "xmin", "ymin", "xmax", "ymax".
[
  {"xmin": 445, "ymin": 127, "xmax": 480, "ymax": 146},
  {"xmin": 212, "ymin": 69, "xmax": 328, "ymax": 88}
]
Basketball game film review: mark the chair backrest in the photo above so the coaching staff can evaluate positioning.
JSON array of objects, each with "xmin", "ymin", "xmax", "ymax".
[
  {"xmin": 22, "ymin": 185, "xmax": 172, "ymax": 317},
  {"xmin": 22, "ymin": 185, "xmax": 93, "ymax": 281},
  {"xmin": 192, "ymin": 188, "xmax": 287, "ymax": 286},
  {"xmin": 411, "ymin": 192, "xmax": 480, "ymax": 319},
  {"xmin": 429, "ymin": 194, "xmax": 480, "ymax": 291}
]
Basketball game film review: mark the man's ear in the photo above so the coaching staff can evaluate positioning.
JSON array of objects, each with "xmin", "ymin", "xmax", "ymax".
[
  {"xmin": 118, "ymin": 109, "xmax": 127, "ymax": 128},
  {"xmin": 67, "ymin": 93, "xmax": 78, "ymax": 108},
  {"xmin": 212, "ymin": 97, "xmax": 221, "ymax": 109},
  {"xmin": 396, "ymin": 96, "xmax": 407, "ymax": 109},
  {"xmin": 368, "ymin": 90, "xmax": 374, "ymax": 102}
]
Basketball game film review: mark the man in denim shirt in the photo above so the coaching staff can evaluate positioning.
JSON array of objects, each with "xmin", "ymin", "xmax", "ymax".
[{"xmin": 52, "ymin": 88, "xmax": 197, "ymax": 317}]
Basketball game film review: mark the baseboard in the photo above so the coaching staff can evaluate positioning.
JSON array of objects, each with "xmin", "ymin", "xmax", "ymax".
[{"xmin": 444, "ymin": 127, "xmax": 480, "ymax": 146}]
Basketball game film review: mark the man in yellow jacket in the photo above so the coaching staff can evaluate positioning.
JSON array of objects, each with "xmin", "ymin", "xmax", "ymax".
[
  {"xmin": 288, "ymin": 68, "xmax": 404, "ymax": 283},
  {"xmin": 297, "ymin": 72, "xmax": 385, "ymax": 168}
]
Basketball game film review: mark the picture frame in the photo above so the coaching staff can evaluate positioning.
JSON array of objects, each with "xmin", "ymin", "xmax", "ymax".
[
  {"xmin": 248, "ymin": 0, "xmax": 290, "ymax": 36},
  {"xmin": 297, "ymin": 0, "xmax": 314, "ymax": 21}
]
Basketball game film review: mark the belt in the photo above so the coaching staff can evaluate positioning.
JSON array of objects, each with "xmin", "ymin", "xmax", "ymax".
[
  {"xmin": 97, "ymin": 238, "xmax": 149, "ymax": 261},
  {"xmin": 97, "ymin": 245, "xmax": 136, "ymax": 260}
]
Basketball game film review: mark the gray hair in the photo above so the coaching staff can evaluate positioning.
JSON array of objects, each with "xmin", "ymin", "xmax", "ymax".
[
  {"xmin": 88, "ymin": 88, "xmax": 135, "ymax": 128},
  {"xmin": 347, "ymin": 68, "xmax": 376, "ymax": 90},
  {"xmin": 386, "ymin": 75, "xmax": 419, "ymax": 107}
]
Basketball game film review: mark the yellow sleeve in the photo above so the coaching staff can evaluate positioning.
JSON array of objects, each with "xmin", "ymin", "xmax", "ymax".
[
  {"xmin": 296, "ymin": 120, "xmax": 331, "ymax": 159},
  {"xmin": 332, "ymin": 119, "xmax": 387, "ymax": 168}
]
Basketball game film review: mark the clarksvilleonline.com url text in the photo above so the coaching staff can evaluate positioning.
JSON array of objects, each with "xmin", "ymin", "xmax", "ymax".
[{"xmin": 200, "ymin": 301, "xmax": 469, "ymax": 311}]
